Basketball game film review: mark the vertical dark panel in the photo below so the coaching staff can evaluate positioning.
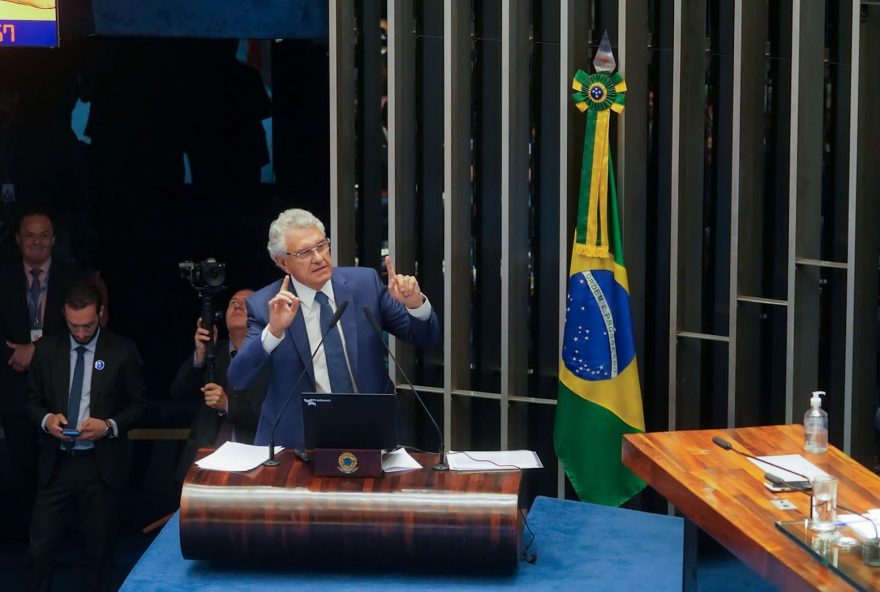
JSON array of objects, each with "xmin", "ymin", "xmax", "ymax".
[
  {"xmin": 645, "ymin": 0, "xmax": 673, "ymax": 432},
  {"xmin": 531, "ymin": 0, "xmax": 561, "ymax": 399},
  {"xmin": 272, "ymin": 40, "xmax": 331, "ymax": 220},
  {"xmin": 707, "ymin": 0, "xmax": 733, "ymax": 427},
  {"xmin": 676, "ymin": 0, "xmax": 709, "ymax": 430},
  {"xmin": 619, "ymin": 1, "xmax": 651, "ymax": 411},
  {"xmin": 331, "ymin": 0, "xmax": 357, "ymax": 264},
  {"xmin": 414, "ymin": 0, "xmax": 445, "ymax": 388},
  {"xmin": 469, "ymin": 0, "xmax": 501, "ymax": 447},
  {"xmin": 763, "ymin": 0, "xmax": 792, "ymax": 425},
  {"xmin": 767, "ymin": 2, "xmax": 793, "ymax": 301},
  {"xmin": 791, "ymin": 1, "xmax": 825, "ymax": 408},
  {"xmin": 473, "ymin": 0, "xmax": 502, "ymax": 397},
  {"xmin": 354, "ymin": 0, "xmax": 386, "ymax": 270},
  {"xmin": 850, "ymin": 4, "xmax": 880, "ymax": 463},
  {"xmin": 733, "ymin": 0, "xmax": 775, "ymax": 428},
  {"xmin": 819, "ymin": 2, "xmax": 850, "ymax": 445},
  {"xmin": 444, "ymin": 0, "xmax": 476, "ymax": 450}
]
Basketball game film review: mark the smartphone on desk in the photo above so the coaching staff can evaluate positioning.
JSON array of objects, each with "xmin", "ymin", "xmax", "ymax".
[{"xmin": 764, "ymin": 480, "xmax": 812, "ymax": 493}]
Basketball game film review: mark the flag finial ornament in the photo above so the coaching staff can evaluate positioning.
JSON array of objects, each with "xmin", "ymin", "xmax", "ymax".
[{"xmin": 593, "ymin": 31, "xmax": 616, "ymax": 73}]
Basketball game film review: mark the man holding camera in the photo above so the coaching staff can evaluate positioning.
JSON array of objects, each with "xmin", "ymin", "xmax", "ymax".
[
  {"xmin": 170, "ymin": 288, "xmax": 269, "ymax": 481},
  {"xmin": 227, "ymin": 208, "xmax": 441, "ymax": 449}
]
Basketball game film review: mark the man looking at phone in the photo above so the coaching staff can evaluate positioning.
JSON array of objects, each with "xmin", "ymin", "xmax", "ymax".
[{"xmin": 24, "ymin": 280, "xmax": 146, "ymax": 591}]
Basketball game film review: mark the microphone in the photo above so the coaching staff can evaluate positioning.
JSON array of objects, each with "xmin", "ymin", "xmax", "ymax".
[
  {"xmin": 263, "ymin": 300, "xmax": 350, "ymax": 466},
  {"xmin": 765, "ymin": 472, "xmax": 880, "ymax": 541},
  {"xmin": 362, "ymin": 306, "xmax": 448, "ymax": 471},
  {"xmin": 712, "ymin": 435, "xmax": 816, "ymax": 514},
  {"xmin": 711, "ymin": 436, "xmax": 814, "ymax": 484}
]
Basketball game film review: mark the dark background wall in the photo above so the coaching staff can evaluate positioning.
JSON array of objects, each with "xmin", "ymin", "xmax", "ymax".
[{"xmin": 0, "ymin": 34, "xmax": 330, "ymax": 532}]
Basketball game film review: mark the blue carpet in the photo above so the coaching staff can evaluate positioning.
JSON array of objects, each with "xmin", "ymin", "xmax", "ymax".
[
  {"xmin": 697, "ymin": 550, "xmax": 777, "ymax": 591},
  {"xmin": 120, "ymin": 496, "xmax": 684, "ymax": 591}
]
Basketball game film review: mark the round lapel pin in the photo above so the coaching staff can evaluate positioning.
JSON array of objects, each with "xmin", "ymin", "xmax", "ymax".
[{"xmin": 94, "ymin": 360, "xmax": 105, "ymax": 371}]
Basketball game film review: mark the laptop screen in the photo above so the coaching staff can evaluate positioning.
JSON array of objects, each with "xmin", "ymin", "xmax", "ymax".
[{"xmin": 301, "ymin": 393, "xmax": 398, "ymax": 450}]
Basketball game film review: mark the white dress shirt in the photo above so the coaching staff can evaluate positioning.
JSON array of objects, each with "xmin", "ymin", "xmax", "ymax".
[{"xmin": 260, "ymin": 274, "xmax": 432, "ymax": 393}]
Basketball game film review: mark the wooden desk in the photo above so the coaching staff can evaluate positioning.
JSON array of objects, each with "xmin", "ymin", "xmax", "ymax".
[
  {"xmin": 622, "ymin": 425, "xmax": 880, "ymax": 591},
  {"xmin": 180, "ymin": 450, "xmax": 522, "ymax": 569}
]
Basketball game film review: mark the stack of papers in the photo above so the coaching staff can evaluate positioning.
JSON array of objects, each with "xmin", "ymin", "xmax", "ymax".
[
  {"xmin": 446, "ymin": 450, "xmax": 543, "ymax": 471},
  {"xmin": 381, "ymin": 448, "xmax": 423, "ymax": 473},
  {"xmin": 195, "ymin": 442, "xmax": 285, "ymax": 472}
]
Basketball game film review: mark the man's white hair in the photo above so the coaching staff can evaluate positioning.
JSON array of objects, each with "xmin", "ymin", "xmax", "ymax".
[{"xmin": 266, "ymin": 209, "xmax": 326, "ymax": 259}]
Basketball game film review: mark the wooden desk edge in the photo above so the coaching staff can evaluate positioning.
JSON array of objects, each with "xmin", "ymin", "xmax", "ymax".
[{"xmin": 622, "ymin": 429, "xmax": 848, "ymax": 592}]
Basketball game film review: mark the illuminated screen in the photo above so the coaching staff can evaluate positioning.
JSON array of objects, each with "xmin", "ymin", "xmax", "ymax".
[{"xmin": 0, "ymin": 0, "xmax": 58, "ymax": 47}]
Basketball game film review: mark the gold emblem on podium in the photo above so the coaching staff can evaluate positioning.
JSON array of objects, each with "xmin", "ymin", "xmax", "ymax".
[{"xmin": 337, "ymin": 451, "xmax": 359, "ymax": 474}]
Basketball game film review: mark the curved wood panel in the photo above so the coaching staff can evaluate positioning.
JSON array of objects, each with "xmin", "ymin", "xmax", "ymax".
[
  {"xmin": 180, "ymin": 451, "xmax": 522, "ymax": 569},
  {"xmin": 623, "ymin": 425, "xmax": 880, "ymax": 591}
]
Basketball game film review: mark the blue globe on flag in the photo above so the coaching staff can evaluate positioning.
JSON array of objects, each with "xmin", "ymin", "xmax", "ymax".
[{"xmin": 562, "ymin": 269, "xmax": 636, "ymax": 381}]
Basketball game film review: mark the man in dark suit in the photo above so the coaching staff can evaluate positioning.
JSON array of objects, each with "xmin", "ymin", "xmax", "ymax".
[
  {"xmin": 170, "ymin": 288, "xmax": 268, "ymax": 482},
  {"xmin": 24, "ymin": 280, "xmax": 146, "ymax": 592},
  {"xmin": 228, "ymin": 208, "xmax": 440, "ymax": 449},
  {"xmin": 0, "ymin": 209, "xmax": 81, "ymax": 536}
]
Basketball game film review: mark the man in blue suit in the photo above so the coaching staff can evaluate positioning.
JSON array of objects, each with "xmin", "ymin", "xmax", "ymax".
[{"xmin": 227, "ymin": 208, "xmax": 440, "ymax": 448}]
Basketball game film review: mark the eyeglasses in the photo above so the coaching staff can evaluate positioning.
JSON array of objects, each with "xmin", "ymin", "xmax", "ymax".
[{"xmin": 286, "ymin": 238, "xmax": 331, "ymax": 260}]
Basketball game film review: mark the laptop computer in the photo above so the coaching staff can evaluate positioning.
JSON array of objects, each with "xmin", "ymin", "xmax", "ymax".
[{"xmin": 301, "ymin": 392, "xmax": 398, "ymax": 451}]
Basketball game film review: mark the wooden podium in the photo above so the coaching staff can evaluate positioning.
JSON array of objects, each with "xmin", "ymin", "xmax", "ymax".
[{"xmin": 179, "ymin": 450, "xmax": 523, "ymax": 569}]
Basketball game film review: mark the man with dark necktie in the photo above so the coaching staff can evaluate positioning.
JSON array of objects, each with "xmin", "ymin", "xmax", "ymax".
[
  {"xmin": 227, "ymin": 208, "xmax": 441, "ymax": 449},
  {"xmin": 0, "ymin": 209, "xmax": 81, "ymax": 538},
  {"xmin": 169, "ymin": 288, "xmax": 269, "ymax": 482},
  {"xmin": 24, "ymin": 281, "xmax": 146, "ymax": 591}
]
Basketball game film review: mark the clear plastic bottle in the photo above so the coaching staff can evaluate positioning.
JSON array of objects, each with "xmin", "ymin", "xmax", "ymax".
[{"xmin": 803, "ymin": 391, "xmax": 828, "ymax": 453}]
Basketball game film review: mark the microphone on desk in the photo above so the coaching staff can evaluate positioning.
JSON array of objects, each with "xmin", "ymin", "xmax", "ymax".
[
  {"xmin": 263, "ymin": 300, "xmax": 350, "ymax": 467},
  {"xmin": 711, "ymin": 436, "xmax": 814, "ymax": 484},
  {"xmin": 712, "ymin": 435, "xmax": 817, "ymax": 514},
  {"xmin": 363, "ymin": 306, "xmax": 448, "ymax": 471}
]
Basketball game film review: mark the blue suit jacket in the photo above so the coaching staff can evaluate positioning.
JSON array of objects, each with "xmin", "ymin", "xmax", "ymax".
[{"xmin": 227, "ymin": 267, "xmax": 441, "ymax": 448}]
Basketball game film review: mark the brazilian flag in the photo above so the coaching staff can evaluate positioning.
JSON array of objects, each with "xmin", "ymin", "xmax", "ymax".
[{"xmin": 555, "ymin": 65, "xmax": 645, "ymax": 506}]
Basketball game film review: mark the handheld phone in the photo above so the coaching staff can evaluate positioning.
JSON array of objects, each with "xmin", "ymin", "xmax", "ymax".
[
  {"xmin": 764, "ymin": 480, "xmax": 812, "ymax": 493},
  {"xmin": 61, "ymin": 428, "xmax": 80, "ymax": 437}
]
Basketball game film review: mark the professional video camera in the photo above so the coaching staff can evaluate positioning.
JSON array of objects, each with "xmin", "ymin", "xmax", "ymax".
[
  {"xmin": 178, "ymin": 258, "xmax": 227, "ymax": 381},
  {"xmin": 178, "ymin": 258, "xmax": 226, "ymax": 293}
]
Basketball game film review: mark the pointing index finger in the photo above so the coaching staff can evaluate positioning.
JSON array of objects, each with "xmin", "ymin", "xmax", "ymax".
[
  {"xmin": 384, "ymin": 256, "xmax": 397, "ymax": 281},
  {"xmin": 280, "ymin": 275, "xmax": 290, "ymax": 292}
]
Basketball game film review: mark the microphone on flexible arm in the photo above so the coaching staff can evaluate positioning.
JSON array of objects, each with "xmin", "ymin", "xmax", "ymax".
[
  {"xmin": 711, "ymin": 436, "xmax": 814, "ymax": 485},
  {"xmin": 263, "ymin": 300, "xmax": 350, "ymax": 467},
  {"xmin": 711, "ymin": 435, "xmax": 815, "ymax": 510},
  {"xmin": 362, "ymin": 306, "xmax": 448, "ymax": 471}
]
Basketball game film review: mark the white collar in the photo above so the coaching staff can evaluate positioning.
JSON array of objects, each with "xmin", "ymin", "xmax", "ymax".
[{"xmin": 288, "ymin": 275, "xmax": 335, "ymax": 309}]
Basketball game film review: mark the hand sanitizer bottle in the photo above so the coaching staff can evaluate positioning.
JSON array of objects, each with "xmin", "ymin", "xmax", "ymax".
[{"xmin": 804, "ymin": 391, "xmax": 828, "ymax": 453}]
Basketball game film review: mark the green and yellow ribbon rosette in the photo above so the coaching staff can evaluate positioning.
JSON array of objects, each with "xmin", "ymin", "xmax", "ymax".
[{"xmin": 570, "ymin": 39, "xmax": 627, "ymax": 258}]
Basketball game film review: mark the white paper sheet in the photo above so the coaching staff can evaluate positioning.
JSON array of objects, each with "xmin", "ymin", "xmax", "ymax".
[
  {"xmin": 195, "ymin": 441, "xmax": 285, "ymax": 472},
  {"xmin": 446, "ymin": 450, "xmax": 543, "ymax": 471},
  {"xmin": 747, "ymin": 454, "xmax": 828, "ymax": 482},
  {"xmin": 381, "ymin": 448, "xmax": 423, "ymax": 473},
  {"xmin": 838, "ymin": 512, "xmax": 880, "ymax": 540}
]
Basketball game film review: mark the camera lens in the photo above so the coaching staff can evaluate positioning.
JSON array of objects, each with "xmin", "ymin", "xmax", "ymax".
[{"xmin": 202, "ymin": 260, "xmax": 225, "ymax": 288}]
